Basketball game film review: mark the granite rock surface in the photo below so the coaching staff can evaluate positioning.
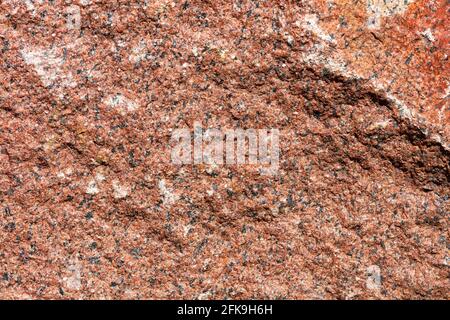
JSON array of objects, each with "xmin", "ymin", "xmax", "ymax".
[{"xmin": 0, "ymin": 0, "xmax": 448, "ymax": 299}]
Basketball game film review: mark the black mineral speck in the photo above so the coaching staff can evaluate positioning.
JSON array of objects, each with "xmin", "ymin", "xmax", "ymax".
[
  {"xmin": 287, "ymin": 194, "xmax": 295, "ymax": 207},
  {"xmin": 4, "ymin": 222, "xmax": 15, "ymax": 232},
  {"xmin": 89, "ymin": 256, "xmax": 100, "ymax": 265},
  {"xmin": 131, "ymin": 248, "xmax": 141, "ymax": 259}
]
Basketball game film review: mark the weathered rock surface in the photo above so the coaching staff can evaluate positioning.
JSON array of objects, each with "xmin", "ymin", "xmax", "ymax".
[{"xmin": 0, "ymin": 0, "xmax": 448, "ymax": 299}]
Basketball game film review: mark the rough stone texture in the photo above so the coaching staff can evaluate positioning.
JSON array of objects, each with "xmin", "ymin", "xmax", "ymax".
[{"xmin": 0, "ymin": 0, "xmax": 448, "ymax": 299}]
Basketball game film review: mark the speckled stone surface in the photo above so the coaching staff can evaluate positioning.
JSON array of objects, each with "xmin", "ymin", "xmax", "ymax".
[{"xmin": 0, "ymin": 0, "xmax": 448, "ymax": 299}]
